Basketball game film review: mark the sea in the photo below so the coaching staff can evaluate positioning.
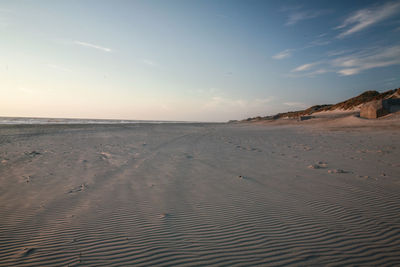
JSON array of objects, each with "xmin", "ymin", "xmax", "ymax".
[{"xmin": 0, "ymin": 117, "xmax": 189, "ymax": 125}]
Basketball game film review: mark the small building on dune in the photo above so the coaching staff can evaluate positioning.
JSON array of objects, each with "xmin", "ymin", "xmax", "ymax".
[
  {"xmin": 360, "ymin": 95, "xmax": 400, "ymax": 119},
  {"xmin": 360, "ymin": 100, "xmax": 388, "ymax": 119}
]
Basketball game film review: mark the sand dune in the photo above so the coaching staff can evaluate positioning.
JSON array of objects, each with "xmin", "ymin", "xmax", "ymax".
[{"xmin": 0, "ymin": 122, "xmax": 399, "ymax": 266}]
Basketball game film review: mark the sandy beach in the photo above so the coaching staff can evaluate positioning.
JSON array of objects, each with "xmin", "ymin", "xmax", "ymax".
[
  {"xmin": 1, "ymin": 118, "xmax": 400, "ymax": 266},
  {"xmin": 3, "ymin": 0, "xmax": 400, "ymax": 265}
]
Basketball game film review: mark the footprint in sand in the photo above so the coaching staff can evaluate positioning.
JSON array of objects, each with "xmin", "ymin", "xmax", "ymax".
[
  {"xmin": 68, "ymin": 183, "xmax": 89, "ymax": 194},
  {"xmin": 160, "ymin": 213, "xmax": 170, "ymax": 219},
  {"xmin": 23, "ymin": 175, "xmax": 33, "ymax": 183},
  {"xmin": 20, "ymin": 248, "xmax": 36, "ymax": 258},
  {"xmin": 308, "ymin": 164, "xmax": 320, "ymax": 169},
  {"xmin": 308, "ymin": 161, "xmax": 328, "ymax": 169},
  {"xmin": 99, "ymin": 152, "xmax": 111, "ymax": 159},
  {"xmin": 317, "ymin": 161, "xmax": 328, "ymax": 167},
  {"xmin": 99, "ymin": 152, "xmax": 126, "ymax": 166},
  {"xmin": 328, "ymin": 169, "xmax": 349, "ymax": 174},
  {"xmin": 24, "ymin": 151, "xmax": 41, "ymax": 158}
]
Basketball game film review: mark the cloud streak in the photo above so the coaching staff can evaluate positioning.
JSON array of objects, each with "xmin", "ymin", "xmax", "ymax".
[
  {"xmin": 73, "ymin": 41, "xmax": 112, "ymax": 52},
  {"xmin": 292, "ymin": 62, "xmax": 319, "ymax": 72},
  {"xmin": 285, "ymin": 9, "xmax": 330, "ymax": 26},
  {"xmin": 290, "ymin": 45, "xmax": 400, "ymax": 77},
  {"xmin": 272, "ymin": 49, "xmax": 292, "ymax": 59},
  {"xmin": 333, "ymin": 45, "xmax": 400, "ymax": 75},
  {"xmin": 336, "ymin": 1, "xmax": 400, "ymax": 38},
  {"xmin": 274, "ymin": 32, "xmax": 331, "ymax": 61}
]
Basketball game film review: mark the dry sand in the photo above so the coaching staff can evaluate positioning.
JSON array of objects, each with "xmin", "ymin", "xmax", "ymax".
[{"xmin": 0, "ymin": 117, "xmax": 400, "ymax": 266}]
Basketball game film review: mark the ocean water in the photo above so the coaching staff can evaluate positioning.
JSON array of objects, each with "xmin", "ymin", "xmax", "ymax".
[{"xmin": 0, "ymin": 117, "xmax": 186, "ymax": 125}]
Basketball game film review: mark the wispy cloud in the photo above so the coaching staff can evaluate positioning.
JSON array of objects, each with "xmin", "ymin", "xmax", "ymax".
[
  {"xmin": 276, "ymin": 33, "xmax": 330, "ymax": 60},
  {"xmin": 285, "ymin": 68, "xmax": 330, "ymax": 78},
  {"xmin": 326, "ymin": 49, "xmax": 354, "ymax": 57},
  {"xmin": 290, "ymin": 45, "xmax": 400, "ymax": 77},
  {"xmin": 292, "ymin": 62, "xmax": 319, "ymax": 72},
  {"xmin": 333, "ymin": 45, "xmax": 400, "ymax": 75},
  {"xmin": 272, "ymin": 49, "xmax": 292, "ymax": 59},
  {"xmin": 305, "ymin": 38, "xmax": 331, "ymax": 48},
  {"xmin": 285, "ymin": 9, "xmax": 330, "ymax": 26},
  {"xmin": 336, "ymin": 1, "xmax": 400, "ymax": 38},
  {"xmin": 309, "ymin": 69, "xmax": 329, "ymax": 76},
  {"xmin": 73, "ymin": 41, "xmax": 112, "ymax": 52},
  {"xmin": 336, "ymin": 69, "xmax": 359, "ymax": 76},
  {"xmin": 304, "ymin": 68, "xmax": 330, "ymax": 78}
]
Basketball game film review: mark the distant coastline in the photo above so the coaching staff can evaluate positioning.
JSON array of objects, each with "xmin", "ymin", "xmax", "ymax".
[
  {"xmin": 240, "ymin": 87, "xmax": 400, "ymax": 122},
  {"xmin": 0, "ymin": 117, "xmax": 205, "ymax": 125}
]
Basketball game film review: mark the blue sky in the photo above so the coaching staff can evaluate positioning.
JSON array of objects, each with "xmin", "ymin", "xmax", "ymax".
[{"xmin": 1, "ymin": 0, "xmax": 400, "ymax": 121}]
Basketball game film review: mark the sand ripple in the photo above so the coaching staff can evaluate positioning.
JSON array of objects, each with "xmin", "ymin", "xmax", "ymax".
[{"xmin": 0, "ymin": 123, "xmax": 399, "ymax": 266}]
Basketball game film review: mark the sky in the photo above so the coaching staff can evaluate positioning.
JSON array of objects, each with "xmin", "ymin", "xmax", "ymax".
[{"xmin": 1, "ymin": 0, "xmax": 400, "ymax": 122}]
